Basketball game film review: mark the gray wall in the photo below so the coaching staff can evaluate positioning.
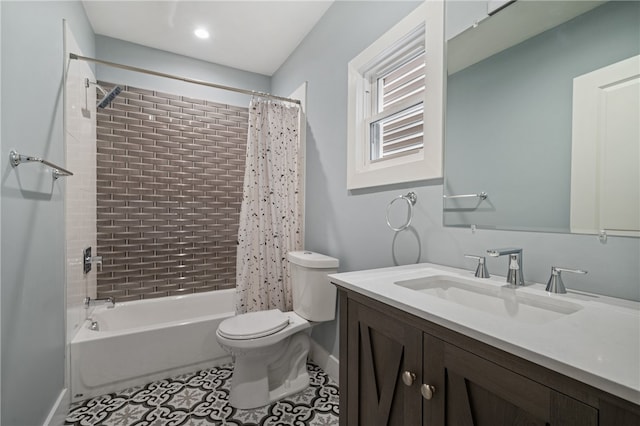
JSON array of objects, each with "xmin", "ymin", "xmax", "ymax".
[
  {"xmin": 0, "ymin": 2, "xmax": 95, "ymax": 425},
  {"xmin": 271, "ymin": 0, "xmax": 640, "ymax": 358},
  {"xmin": 96, "ymin": 36, "xmax": 271, "ymax": 107},
  {"xmin": 445, "ymin": 1, "xmax": 640, "ymax": 232}
]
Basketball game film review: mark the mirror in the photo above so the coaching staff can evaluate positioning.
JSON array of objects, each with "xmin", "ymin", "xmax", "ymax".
[{"xmin": 443, "ymin": 1, "xmax": 639, "ymax": 235}]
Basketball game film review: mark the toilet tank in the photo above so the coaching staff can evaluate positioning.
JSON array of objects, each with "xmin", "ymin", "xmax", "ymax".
[{"xmin": 288, "ymin": 251, "xmax": 339, "ymax": 322}]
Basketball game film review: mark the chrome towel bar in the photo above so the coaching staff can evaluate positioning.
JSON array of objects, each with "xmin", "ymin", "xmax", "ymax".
[
  {"xmin": 9, "ymin": 150, "xmax": 73, "ymax": 179},
  {"xmin": 443, "ymin": 192, "xmax": 487, "ymax": 200}
]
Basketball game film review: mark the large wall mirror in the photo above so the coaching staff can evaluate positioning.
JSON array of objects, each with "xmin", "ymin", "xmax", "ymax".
[{"xmin": 443, "ymin": 1, "xmax": 639, "ymax": 236}]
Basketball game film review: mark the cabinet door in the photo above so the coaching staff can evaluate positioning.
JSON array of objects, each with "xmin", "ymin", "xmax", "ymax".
[
  {"xmin": 347, "ymin": 300, "xmax": 422, "ymax": 426},
  {"xmin": 444, "ymin": 343, "xmax": 598, "ymax": 426}
]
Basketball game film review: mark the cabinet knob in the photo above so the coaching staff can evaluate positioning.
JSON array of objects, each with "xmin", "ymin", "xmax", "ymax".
[
  {"xmin": 421, "ymin": 384, "xmax": 436, "ymax": 400},
  {"xmin": 402, "ymin": 371, "xmax": 416, "ymax": 386}
]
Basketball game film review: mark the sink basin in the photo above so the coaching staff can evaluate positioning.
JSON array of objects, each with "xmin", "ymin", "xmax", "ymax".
[{"xmin": 394, "ymin": 275, "xmax": 583, "ymax": 324}]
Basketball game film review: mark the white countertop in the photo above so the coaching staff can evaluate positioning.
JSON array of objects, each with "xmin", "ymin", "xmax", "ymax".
[{"xmin": 329, "ymin": 263, "xmax": 640, "ymax": 405}]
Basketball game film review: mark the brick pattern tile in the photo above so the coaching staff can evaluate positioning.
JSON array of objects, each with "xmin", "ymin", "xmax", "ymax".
[{"xmin": 96, "ymin": 82, "xmax": 247, "ymax": 301}]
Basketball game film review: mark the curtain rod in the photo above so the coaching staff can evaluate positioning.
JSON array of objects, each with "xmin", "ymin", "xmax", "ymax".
[{"xmin": 69, "ymin": 53, "xmax": 301, "ymax": 105}]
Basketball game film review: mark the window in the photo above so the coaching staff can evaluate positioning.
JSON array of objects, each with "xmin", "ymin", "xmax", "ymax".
[
  {"xmin": 347, "ymin": 2, "xmax": 444, "ymax": 189},
  {"xmin": 370, "ymin": 51, "xmax": 425, "ymax": 161}
]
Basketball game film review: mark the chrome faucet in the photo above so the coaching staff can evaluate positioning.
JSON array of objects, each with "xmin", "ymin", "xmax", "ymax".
[
  {"xmin": 83, "ymin": 296, "xmax": 115, "ymax": 309},
  {"xmin": 487, "ymin": 248, "xmax": 525, "ymax": 286},
  {"xmin": 545, "ymin": 266, "xmax": 587, "ymax": 294}
]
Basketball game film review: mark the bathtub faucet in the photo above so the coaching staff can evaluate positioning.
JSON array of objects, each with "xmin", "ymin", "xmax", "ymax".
[{"xmin": 83, "ymin": 296, "xmax": 115, "ymax": 309}]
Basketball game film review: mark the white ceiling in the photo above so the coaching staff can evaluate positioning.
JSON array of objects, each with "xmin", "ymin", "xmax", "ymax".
[{"xmin": 82, "ymin": 1, "xmax": 334, "ymax": 76}]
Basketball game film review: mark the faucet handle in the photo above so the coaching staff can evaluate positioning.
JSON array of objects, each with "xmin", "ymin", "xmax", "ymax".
[
  {"xmin": 552, "ymin": 267, "xmax": 587, "ymax": 275},
  {"xmin": 464, "ymin": 254, "xmax": 490, "ymax": 278},
  {"xmin": 546, "ymin": 266, "xmax": 587, "ymax": 294}
]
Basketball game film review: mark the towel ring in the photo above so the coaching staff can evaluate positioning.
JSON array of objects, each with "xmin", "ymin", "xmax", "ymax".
[{"xmin": 386, "ymin": 192, "xmax": 417, "ymax": 232}]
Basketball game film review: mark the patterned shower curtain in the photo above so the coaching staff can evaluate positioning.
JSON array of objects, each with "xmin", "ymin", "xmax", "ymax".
[{"xmin": 235, "ymin": 97, "xmax": 303, "ymax": 314}]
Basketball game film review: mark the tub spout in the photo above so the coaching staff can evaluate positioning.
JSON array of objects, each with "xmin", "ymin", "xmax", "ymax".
[{"xmin": 83, "ymin": 296, "xmax": 115, "ymax": 309}]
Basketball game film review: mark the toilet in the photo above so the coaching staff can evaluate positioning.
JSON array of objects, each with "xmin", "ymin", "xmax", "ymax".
[{"xmin": 216, "ymin": 250, "xmax": 339, "ymax": 409}]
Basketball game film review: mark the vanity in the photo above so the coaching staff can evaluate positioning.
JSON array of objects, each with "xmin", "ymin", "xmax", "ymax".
[{"xmin": 330, "ymin": 264, "xmax": 640, "ymax": 425}]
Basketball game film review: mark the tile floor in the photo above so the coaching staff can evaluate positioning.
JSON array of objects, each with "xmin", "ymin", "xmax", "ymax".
[{"xmin": 65, "ymin": 363, "xmax": 339, "ymax": 425}]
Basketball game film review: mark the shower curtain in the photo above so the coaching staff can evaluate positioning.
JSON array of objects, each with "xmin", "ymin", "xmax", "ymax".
[{"xmin": 235, "ymin": 97, "xmax": 303, "ymax": 314}]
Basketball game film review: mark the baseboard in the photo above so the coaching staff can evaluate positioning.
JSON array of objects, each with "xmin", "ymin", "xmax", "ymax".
[
  {"xmin": 309, "ymin": 339, "xmax": 339, "ymax": 385},
  {"xmin": 43, "ymin": 388, "xmax": 68, "ymax": 426}
]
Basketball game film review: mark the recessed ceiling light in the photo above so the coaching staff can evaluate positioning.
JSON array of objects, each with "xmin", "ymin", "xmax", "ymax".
[{"xmin": 194, "ymin": 28, "xmax": 210, "ymax": 39}]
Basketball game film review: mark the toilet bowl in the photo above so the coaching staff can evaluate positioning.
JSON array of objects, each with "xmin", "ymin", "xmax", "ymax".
[{"xmin": 216, "ymin": 251, "xmax": 339, "ymax": 409}]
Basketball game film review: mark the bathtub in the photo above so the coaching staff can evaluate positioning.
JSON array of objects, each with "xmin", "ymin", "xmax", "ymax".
[{"xmin": 70, "ymin": 289, "xmax": 235, "ymax": 402}]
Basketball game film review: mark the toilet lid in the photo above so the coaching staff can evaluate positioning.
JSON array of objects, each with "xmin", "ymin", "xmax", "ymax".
[{"xmin": 218, "ymin": 309, "xmax": 290, "ymax": 340}]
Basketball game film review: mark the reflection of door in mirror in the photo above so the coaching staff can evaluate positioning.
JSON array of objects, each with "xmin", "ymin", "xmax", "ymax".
[{"xmin": 570, "ymin": 55, "xmax": 640, "ymax": 237}]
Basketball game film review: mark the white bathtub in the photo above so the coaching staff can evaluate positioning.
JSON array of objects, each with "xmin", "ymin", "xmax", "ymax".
[{"xmin": 70, "ymin": 289, "xmax": 235, "ymax": 402}]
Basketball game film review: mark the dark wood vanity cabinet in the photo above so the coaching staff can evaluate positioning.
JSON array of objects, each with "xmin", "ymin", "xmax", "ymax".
[
  {"xmin": 339, "ymin": 289, "xmax": 640, "ymax": 426},
  {"xmin": 441, "ymin": 341, "xmax": 597, "ymax": 426}
]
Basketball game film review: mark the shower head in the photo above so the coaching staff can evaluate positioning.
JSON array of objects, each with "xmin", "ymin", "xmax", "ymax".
[
  {"xmin": 97, "ymin": 86, "xmax": 122, "ymax": 109},
  {"xmin": 85, "ymin": 79, "xmax": 123, "ymax": 109}
]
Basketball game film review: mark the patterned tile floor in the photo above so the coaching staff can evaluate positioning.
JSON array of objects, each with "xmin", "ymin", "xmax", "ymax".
[{"xmin": 65, "ymin": 363, "xmax": 339, "ymax": 426}]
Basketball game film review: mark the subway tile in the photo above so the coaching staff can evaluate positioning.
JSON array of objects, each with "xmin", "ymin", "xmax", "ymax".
[
  {"xmin": 191, "ymin": 103, "xmax": 219, "ymax": 113},
  {"xmin": 182, "ymin": 96, "xmax": 206, "ymax": 105},
  {"xmin": 167, "ymin": 123, "xmax": 191, "ymax": 132},
  {"xmin": 152, "ymin": 165, "xmax": 179, "ymax": 175},
  {"xmin": 142, "ymin": 107, "xmax": 169, "ymax": 117},
  {"xmin": 127, "ymin": 86, "xmax": 155, "ymax": 96},
  {"xmin": 99, "ymin": 289, "xmax": 127, "ymax": 298},
  {"xmin": 140, "ymin": 132, "xmax": 169, "ymax": 141},
  {"xmin": 112, "ymin": 102, "xmax": 144, "ymax": 113},
  {"xmin": 169, "ymin": 288, "xmax": 195, "ymax": 296},
  {"xmin": 154, "ymin": 90, "xmax": 181, "ymax": 100},
  {"xmin": 99, "ymin": 120, "xmax": 127, "ymax": 130},
  {"xmin": 204, "ymin": 100, "xmax": 229, "ymax": 109},
  {"xmin": 225, "ymin": 105, "xmax": 249, "ymax": 113},
  {"xmin": 182, "ymin": 108, "xmax": 206, "ymax": 117},
  {"xmin": 139, "ymin": 94, "xmax": 169, "ymax": 104},
  {"xmin": 154, "ymin": 153, "xmax": 182, "ymax": 162},
  {"xmin": 98, "ymin": 133, "xmax": 127, "ymax": 144},
  {"xmin": 188, "ymin": 117, "xmax": 213, "ymax": 126},
  {"xmin": 167, "ymin": 99, "xmax": 193, "ymax": 109},
  {"xmin": 126, "ymin": 98, "xmax": 155, "ymax": 109},
  {"xmin": 97, "ymin": 83, "xmax": 246, "ymax": 300},
  {"xmin": 112, "ymin": 129, "xmax": 141, "ymax": 139},
  {"xmin": 112, "ymin": 115, "xmax": 143, "ymax": 126},
  {"xmin": 128, "ymin": 286, "xmax": 158, "ymax": 296},
  {"xmin": 154, "ymin": 128, "xmax": 182, "ymax": 138},
  {"xmin": 203, "ymin": 135, "xmax": 228, "ymax": 143}
]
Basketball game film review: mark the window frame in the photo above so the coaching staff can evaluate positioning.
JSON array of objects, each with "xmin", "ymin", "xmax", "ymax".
[{"xmin": 347, "ymin": 1, "xmax": 444, "ymax": 190}]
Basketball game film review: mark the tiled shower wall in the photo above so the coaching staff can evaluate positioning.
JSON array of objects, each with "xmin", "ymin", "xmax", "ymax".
[{"xmin": 96, "ymin": 82, "xmax": 248, "ymax": 301}]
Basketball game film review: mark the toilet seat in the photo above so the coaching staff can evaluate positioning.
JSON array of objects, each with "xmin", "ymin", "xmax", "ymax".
[{"xmin": 218, "ymin": 309, "xmax": 290, "ymax": 340}]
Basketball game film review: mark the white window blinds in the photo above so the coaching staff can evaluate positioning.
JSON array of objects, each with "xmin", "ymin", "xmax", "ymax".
[{"xmin": 371, "ymin": 51, "xmax": 425, "ymax": 160}]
